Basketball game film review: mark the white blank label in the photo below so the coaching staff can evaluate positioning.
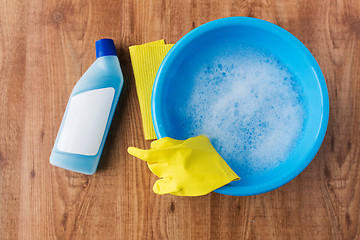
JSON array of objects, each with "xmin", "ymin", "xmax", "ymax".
[{"xmin": 57, "ymin": 87, "xmax": 115, "ymax": 156}]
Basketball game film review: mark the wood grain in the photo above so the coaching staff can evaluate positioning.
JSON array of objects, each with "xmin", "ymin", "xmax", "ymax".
[{"xmin": 0, "ymin": 0, "xmax": 359, "ymax": 239}]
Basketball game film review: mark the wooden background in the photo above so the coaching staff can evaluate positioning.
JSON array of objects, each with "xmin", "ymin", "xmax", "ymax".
[{"xmin": 0, "ymin": 0, "xmax": 359, "ymax": 239}]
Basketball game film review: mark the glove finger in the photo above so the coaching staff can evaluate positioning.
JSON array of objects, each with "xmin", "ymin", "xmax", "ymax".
[
  {"xmin": 127, "ymin": 147, "xmax": 156, "ymax": 162},
  {"xmin": 147, "ymin": 162, "xmax": 168, "ymax": 178},
  {"xmin": 153, "ymin": 177, "xmax": 180, "ymax": 195},
  {"xmin": 150, "ymin": 137, "xmax": 183, "ymax": 150},
  {"xmin": 128, "ymin": 147, "xmax": 171, "ymax": 164},
  {"xmin": 183, "ymin": 135, "xmax": 213, "ymax": 149}
]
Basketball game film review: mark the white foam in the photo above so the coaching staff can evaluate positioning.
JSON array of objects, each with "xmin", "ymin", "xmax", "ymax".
[{"xmin": 185, "ymin": 47, "xmax": 306, "ymax": 173}]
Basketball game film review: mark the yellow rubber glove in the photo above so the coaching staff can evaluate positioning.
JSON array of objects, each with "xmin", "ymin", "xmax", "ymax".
[{"xmin": 128, "ymin": 135, "xmax": 240, "ymax": 196}]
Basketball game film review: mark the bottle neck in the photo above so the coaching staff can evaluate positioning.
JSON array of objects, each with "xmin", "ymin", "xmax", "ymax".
[{"xmin": 95, "ymin": 39, "xmax": 117, "ymax": 58}]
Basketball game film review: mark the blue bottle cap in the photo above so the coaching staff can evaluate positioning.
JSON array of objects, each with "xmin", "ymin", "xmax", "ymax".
[{"xmin": 95, "ymin": 39, "xmax": 117, "ymax": 58}]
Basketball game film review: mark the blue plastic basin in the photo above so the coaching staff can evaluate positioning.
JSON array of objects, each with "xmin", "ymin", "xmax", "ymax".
[{"xmin": 152, "ymin": 17, "xmax": 329, "ymax": 196}]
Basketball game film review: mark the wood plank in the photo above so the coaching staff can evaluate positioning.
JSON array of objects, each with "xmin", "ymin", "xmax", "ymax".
[{"xmin": 0, "ymin": 0, "xmax": 27, "ymax": 239}]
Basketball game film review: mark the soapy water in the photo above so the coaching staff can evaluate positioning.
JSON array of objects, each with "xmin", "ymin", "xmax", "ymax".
[{"xmin": 184, "ymin": 47, "xmax": 307, "ymax": 174}]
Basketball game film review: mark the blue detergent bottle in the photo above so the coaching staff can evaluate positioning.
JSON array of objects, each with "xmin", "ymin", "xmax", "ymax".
[{"xmin": 50, "ymin": 39, "xmax": 124, "ymax": 175}]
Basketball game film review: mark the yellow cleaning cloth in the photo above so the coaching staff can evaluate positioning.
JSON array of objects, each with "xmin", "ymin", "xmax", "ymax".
[
  {"xmin": 129, "ymin": 40, "xmax": 174, "ymax": 140},
  {"xmin": 128, "ymin": 135, "xmax": 240, "ymax": 196}
]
